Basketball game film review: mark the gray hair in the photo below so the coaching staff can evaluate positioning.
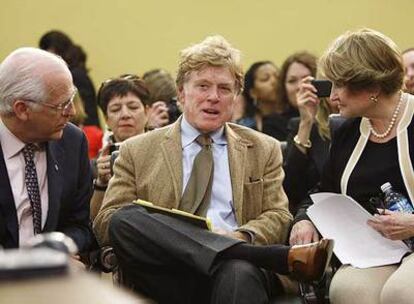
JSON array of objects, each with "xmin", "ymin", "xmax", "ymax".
[{"xmin": 0, "ymin": 47, "xmax": 70, "ymax": 114}]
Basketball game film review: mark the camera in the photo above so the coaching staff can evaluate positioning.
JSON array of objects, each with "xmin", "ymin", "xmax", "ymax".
[
  {"xmin": 109, "ymin": 143, "xmax": 121, "ymax": 174},
  {"xmin": 167, "ymin": 97, "xmax": 182, "ymax": 124},
  {"xmin": 311, "ymin": 80, "xmax": 332, "ymax": 97}
]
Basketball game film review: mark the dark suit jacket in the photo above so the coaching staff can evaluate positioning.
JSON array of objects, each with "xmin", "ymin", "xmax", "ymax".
[
  {"xmin": 0, "ymin": 123, "xmax": 93, "ymax": 252},
  {"xmin": 283, "ymin": 116, "xmax": 345, "ymax": 215}
]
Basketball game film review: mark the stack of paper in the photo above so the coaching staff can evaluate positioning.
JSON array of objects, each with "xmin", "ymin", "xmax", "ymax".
[{"xmin": 307, "ymin": 193, "xmax": 411, "ymax": 268}]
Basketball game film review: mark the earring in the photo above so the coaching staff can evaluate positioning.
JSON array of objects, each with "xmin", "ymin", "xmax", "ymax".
[{"xmin": 370, "ymin": 95, "xmax": 378, "ymax": 104}]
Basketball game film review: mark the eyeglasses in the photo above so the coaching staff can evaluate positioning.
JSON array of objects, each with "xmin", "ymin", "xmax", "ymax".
[
  {"xmin": 25, "ymin": 90, "xmax": 77, "ymax": 115},
  {"xmin": 98, "ymin": 74, "xmax": 141, "ymax": 91},
  {"xmin": 97, "ymin": 74, "xmax": 143, "ymax": 107}
]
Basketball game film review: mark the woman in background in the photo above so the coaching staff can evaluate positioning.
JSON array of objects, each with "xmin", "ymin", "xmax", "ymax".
[
  {"xmin": 261, "ymin": 51, "xmax": 317, "ymax": 140},
  {"xmin": 236, "ymin": 61, "xmax": 279, "ymax": 131},
  {"xmin": 70, "ymin": 92, "xmax": 103, "ymax": 159},
  {"xmin": 90, "ymin": 74, "xmax": 150, "ymax": 219},
  {"xmin": 39, "ymin": 30, "xmax": 100, "ymax": 127},
  {"xmin": 283, "ymin": 76, "xmax": 341, "ymax": 215}
]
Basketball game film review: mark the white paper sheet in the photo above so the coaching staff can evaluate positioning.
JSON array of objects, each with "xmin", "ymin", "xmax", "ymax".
[{"xmin": 307, "ymin": 192, "xmax": 411, "ymax": 268}]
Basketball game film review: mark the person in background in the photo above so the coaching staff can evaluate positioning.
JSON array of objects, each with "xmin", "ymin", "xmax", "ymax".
[
  {"xmin": 90, "ymin": 74, "xmax": 150, "ymax": 219},
  {"xmin": 402, "ymin": 48, "xmax": 414, "ymax": 94},
  {"xmin": 236, "ymin": 61, "xmax": 279, "ymax": 131},
  {"xmin": 143, "ymin": 68, "xmax": 181, "ymax": 129},
  {"xmin": 70, "ymin": 92, "xmax": 103, "ymax": 159},
  {"xmin": 0, "ymin": 47, "xmax": 92, "ymax": 253},
  {"xmin": 290, "ymin": 28, "xmax": 414, "ymax": 304},
  {"xmin": 39, "ymin": 30, "xmax": 100, "ymax": 128},
  {"xmin": 283, "ymin": 76, "xmax": 341, "ymax": 215},
  {"xmin": 265, "ymin": 52, "xmax": 317, "ymax": 140},
  {"xmin": 93, "ymin": 35, "xmax": 333, "ymax": 304}
]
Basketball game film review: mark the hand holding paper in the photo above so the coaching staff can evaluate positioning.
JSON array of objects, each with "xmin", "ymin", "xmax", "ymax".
[{"xmin": 307, "ymin": 193, "xmax": 411, "ymax": 268}]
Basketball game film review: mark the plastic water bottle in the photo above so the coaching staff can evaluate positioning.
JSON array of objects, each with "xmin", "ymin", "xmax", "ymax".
[
  {"xmin": 381, "ymin": 182, "xmax": 414, "ymax": 213},
  {"xmin": 380, "ymin": 182, "xmax": 414, "ymax": 249}
]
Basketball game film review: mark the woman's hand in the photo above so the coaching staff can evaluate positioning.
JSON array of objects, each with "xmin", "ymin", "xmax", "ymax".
[
  {"xmin": 367, "ymin": 209, "xmax": 414, "ymax": 240},
  {"xmin": 146, "ymin": 101, "xmax": 170, "ymax": 129},
  {"xmin": 296, "ymin": 76, "xmax": 319, "ymax": 124},
  {"xmin": 293, "ymin": 77, "xmax": 320, "ymax": 154},
  {"xmin": 96, "ymin": 144, "xmax": 112, "ymax": 186},
  {"xmin": 289, "ymin": 220, "xmax": 320, "ymax": 245}
]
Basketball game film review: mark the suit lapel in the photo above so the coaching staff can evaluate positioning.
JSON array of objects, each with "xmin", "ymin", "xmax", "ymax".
[
  {"xmin": 160, "ymin": 120, "xmax": 183, "ymax": 207},
  {"xmin": 44, "ymin": 140, "xmax": 64, "ymax": 231},
  {"xmin": 0, "ymin": 143, "xmax": 18, "ymax": 246},
  {"xmin": 226, "ymin": 124, "xmax": 251, "ymax": 225}
]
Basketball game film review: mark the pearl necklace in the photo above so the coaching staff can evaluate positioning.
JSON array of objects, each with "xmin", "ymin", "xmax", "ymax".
[{"xmin": 368, "ymin": 92, "xmax": 403, "ymax": 139}]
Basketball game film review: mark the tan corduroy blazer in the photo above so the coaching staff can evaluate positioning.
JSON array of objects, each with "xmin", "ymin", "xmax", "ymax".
[{"xmin": 93, "ymin": 119, "xmax": 292, "ymax": 246}]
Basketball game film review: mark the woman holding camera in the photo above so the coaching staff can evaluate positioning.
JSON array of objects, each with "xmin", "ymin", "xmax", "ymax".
[
  {"xmin": 283, "ymin": 77, "xmax": 341, "ymax": 215},
  {"xmin": 263, "ymin": 51, "xmax": 317, "ymax": 141},
  {"xmin": 290, "ymin": 29, "xmax": 414, "ymax": 304},
  {"xmin": 90, "ymin": 75, "xmax": 150, "ymax": 220}
]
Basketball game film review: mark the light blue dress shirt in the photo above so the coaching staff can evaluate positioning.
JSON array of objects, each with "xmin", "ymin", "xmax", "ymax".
[{"xmin": 181, "ymin": 117, "xmax": 238, "ymax": 232}]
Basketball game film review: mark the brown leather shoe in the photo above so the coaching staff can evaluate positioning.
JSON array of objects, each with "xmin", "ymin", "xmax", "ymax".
[{"xmin": 288, "ymin": 239, "xmax": 334, "ymax": 282}]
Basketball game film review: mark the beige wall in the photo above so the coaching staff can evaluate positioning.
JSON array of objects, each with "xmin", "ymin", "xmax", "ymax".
[{"xmin": 1, "ymin": 0, "xmax": 413, "ymax": 86}]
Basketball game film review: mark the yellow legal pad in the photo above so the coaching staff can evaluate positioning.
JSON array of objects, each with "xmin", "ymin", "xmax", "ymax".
[{"xmin": 133, "ymin": 199, "xmax": 212, "ymax": 231}]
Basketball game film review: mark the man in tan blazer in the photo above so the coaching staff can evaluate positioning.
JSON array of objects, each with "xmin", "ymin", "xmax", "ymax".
[{"xmin": 94, "ymin": 35, "xmax": 332, "ymax": 304}]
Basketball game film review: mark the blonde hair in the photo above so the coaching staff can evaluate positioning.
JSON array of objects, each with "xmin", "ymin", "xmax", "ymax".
[
  {"xmin": 315, "ymin": 98, "xmax": 331, "ymax": 140},
  {"xmin": 70, "ymin": 91, "xmax": 87, "ymax": 126},
  {"xmin": 143, "ymin": 69, "xmax": 176, "ymax": 104},
  {"xmin": 176, "ymin": 35, "xmax": 244, "ymax": 94},
  {"xmin": 320, "ymin": 28, "xmax": 404, "ymax": 95}
]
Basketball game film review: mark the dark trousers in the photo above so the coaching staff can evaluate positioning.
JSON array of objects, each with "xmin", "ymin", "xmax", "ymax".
[{"xmin": 109, "ymin": 205, "xmax": 283, "ymax": 304}]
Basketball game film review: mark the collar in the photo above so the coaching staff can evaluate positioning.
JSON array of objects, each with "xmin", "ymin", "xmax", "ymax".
[
  {"xmin": 180, "ymin": 115, "xmax": 227, "ymax": 148},
  {"xmin": 0, "ymin": 119, "xmax": 26, "ymax": 159}
]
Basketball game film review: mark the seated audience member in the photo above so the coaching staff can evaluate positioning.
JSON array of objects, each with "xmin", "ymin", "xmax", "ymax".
[
  {"xmin": 0, "ymin": 47, "xmax": 93, "ymax": 253},
  {"xmin": 290, "ymin": 29, "xmax": 414, "ymax": 304},
  {"xmin": 39, "ymin": 30, "xmax": 100, "ymax": 128},
  {"xmin": 283, "ymin": 77, "xmax": 341, "ymax": 215},
  {"xmin": 402, "ymin": 48, "xmax": 414, "ymax": 94},
  {"xmin": 70, "ymin": 92, "xmax": 103, "ymax": 159},
  {"xmin": 143, "ymin": 68, "xmax": 181, "ymax": 128},
  {"xmin": 90, "ymin": 74, "xmax": 150, "ymax": 220},
  {"xmin": 268, "ymin": 52, "xmax": 318, "ymax": 141},
  {"xmin": 236, "ymin": 61, "xmax": 279, "ymax": 131},
  {"xmin": 93, "ymin": 35, "xmax": 333, "ymax": 304}
]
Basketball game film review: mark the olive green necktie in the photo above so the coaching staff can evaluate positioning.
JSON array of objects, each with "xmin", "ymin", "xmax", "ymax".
[{"xmin": 179, "ymin": 135, "xmax": 214, "ymax": 216}]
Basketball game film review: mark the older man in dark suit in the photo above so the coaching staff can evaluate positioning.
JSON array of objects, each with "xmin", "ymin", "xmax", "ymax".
[{"xmin": 0, "ymin": 47, "xmax": 92, "ymax": 253}]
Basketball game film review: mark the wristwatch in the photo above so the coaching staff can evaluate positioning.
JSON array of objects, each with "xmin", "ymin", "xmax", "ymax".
[{"xmin": 93, "ymin": 179, "xmax": 108, "ymax": 191}]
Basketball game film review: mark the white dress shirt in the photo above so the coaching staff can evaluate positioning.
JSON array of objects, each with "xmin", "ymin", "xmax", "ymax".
[
  {"xmin": 180, "ymin": 116, "xmax": 238, "ymax": 232},
  {"xmin": 0, "ymin": 120, "xmax": 49, "ymax": 246}
]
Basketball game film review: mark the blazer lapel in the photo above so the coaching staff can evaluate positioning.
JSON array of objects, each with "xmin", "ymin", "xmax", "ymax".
[
  {"xmin": 0, "ymin": 144, "xmax": 18, "ymax": 246},
  {"xmin": 160, "ymin": 120, "xmax": 183, "ymax": 207},
  {"xmin": 226, "ymin": 124, "xmax": 251, "ymax": 225},
  {"xmin": 43, "ymin": 141, "xmax": 64, "ymax": 231}
]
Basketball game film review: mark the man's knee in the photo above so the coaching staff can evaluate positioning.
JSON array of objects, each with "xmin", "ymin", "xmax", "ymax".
[
  {"xmin": 108, "ymin": 206, "xmax": 138, "ymax": 244},
  {"xmin": 212, "ymin": 260, "xmax": 269, "ymax": 303},
  {"xmin": 218, "ymin": 259, "xmax": 263, "ymax": 280}
]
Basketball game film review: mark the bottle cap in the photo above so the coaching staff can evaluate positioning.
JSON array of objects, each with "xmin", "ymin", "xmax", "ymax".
[{"xmin": 380, "ymin": 182, "xmax": 392, "ymax": 193}]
